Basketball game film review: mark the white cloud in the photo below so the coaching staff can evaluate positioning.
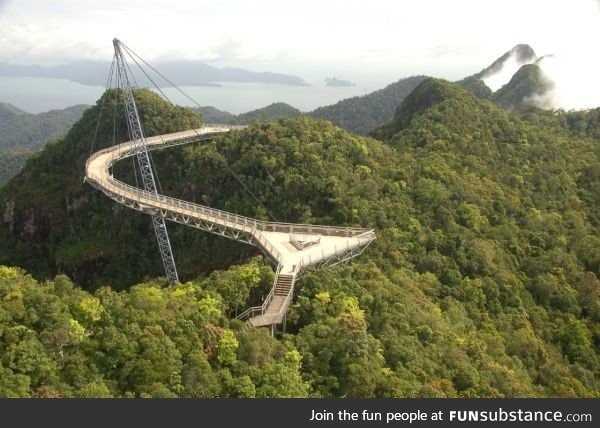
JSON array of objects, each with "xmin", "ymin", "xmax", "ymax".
[{"xmin": 537, "ymin": 54, "xmax": 600, "ymax": 110}]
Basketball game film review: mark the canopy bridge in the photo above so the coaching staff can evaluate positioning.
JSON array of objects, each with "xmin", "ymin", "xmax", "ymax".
[{"xmin": 84, "ymin": 39, "xmax": 376, "ymax": 329}]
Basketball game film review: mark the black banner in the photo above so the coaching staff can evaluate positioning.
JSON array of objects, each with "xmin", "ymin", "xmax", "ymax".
[{"xmin": 0, "ymin": 398, "xmax": 597, "ymax": 428}]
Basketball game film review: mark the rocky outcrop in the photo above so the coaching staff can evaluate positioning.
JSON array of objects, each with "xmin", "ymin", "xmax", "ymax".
[{"xmin": 3, "ymin": 200, "xmax": 15, "ymax": 232}]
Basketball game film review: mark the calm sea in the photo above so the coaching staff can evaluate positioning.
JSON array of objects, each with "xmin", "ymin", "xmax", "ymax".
[{"xmin": 0, "ymin": 76, "xmax": 384, "ymax": 114}]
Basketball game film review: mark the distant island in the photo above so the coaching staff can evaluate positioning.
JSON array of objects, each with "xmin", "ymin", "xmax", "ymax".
[
  {"xmin": 0, "ymin": 60, "xmax": 309, "ymax": 87},
  {"xmin": 325, "ymin": 77, "xmax": 355, "ymax": 87}
]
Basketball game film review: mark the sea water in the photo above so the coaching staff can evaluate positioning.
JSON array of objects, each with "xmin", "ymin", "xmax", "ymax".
[{"xmin": 0, "ymin": 76, "xmax": 384, "ymax": 114}]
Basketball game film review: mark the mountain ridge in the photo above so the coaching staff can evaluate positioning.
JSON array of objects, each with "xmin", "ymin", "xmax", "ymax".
[
  {"xmin": 491, "ymin": 63, "xmax": 555, "ymax": 109},
  {"xmin": 475, "ymin": 44, "xmax": 537, "ymax": 80},
  {"xmin": 0, "ymin": 103, "xmax": 90, "ymax": 185},
  {"xmin": 309, "ymin": 75, "xmax": 427, "ymax": 135},
  {"xmin": 192, "ymin": 102, "xmax": 301, "ymax": 125},
  {"xmin": 0, "ymin": 102, "xmax": 28, "ymax": 124},
  {"xmin": 457, "ymin": 44, "xmax": 557, "ymax": 110}
]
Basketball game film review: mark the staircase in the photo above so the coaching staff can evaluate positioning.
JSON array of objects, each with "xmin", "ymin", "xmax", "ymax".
[
  {"xmin": 274, "ymin": 274, "xmax": 294, "ymax": 298},
  {"xmin": 237, "ymin": 268, "xmax": 297, "ymax": 328}
]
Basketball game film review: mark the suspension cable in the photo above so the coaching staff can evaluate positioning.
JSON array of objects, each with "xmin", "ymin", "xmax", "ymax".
[
  {"xmin": 90, "ymin": 54, "xmax": 116, "ymax": 158},
  {"xmin": 115, "ymin": 40, "xmax": 279, "ymax": 221},
  {"xmin": 125, "ymin": 48, "xmax": 175, "ymax": 106},
  {"xmin": 110, "ymin": 69, "xmax": 117, "ymax": 172},
  {"xmin": 222, "ymin": 158, "xmax": 279, "ymax": 221},
  {"xmin": 120, "ymin": 41, "xmax": 202, "ymax": 108}
]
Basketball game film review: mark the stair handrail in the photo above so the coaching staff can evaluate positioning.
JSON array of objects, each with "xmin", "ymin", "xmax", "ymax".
[
  {"xmin": 278, "ymin": 265, "xmax": 300, "ymax": 317},
  {"xmin": 236, "ymin": 262, "xmax": 283, "ymax": 321}
]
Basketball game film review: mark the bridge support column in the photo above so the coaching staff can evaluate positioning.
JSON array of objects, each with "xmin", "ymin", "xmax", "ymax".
[{"xmin": 282, "ymin": 313, "xmax": 286, "ymax": 335}]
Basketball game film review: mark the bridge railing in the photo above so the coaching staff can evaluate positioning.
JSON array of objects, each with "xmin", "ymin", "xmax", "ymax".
[
  {"xmin": 294, "ymin": 230, "xmax": 377, "ymax": 271},
  {"xmin": 90, "ymin": 170, "xmax": 259, "ymax": 227},
  {"xmin": 251, "ymin": 231, "xmax": 283, "ymax": 264},
  {"xmin": 256, "ymin": 222, "xmax": 372, "ymax": 237},
  {"xmin": 86, "ymin": 131, "xmax": 374, "ymax": 240},
  {"xmin": 85, "ymin": 125, "xmax": 241, "ymax": 170},
  {"xmin": 87, "ymin": 169, "xmax": 286, "ymax": 263},
  {"xmin": 85, "ymin": 125, "xmax": 376, "ymax": 271},
  {"xmin": 144, "ymin": 125, "xmax": 246, "ymax": 150}
]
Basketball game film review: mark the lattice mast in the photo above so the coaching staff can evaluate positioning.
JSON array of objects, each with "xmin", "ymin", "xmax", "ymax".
[{"xmin": 112, "ymin": 38, "xmax": 179, "ymax": 284}]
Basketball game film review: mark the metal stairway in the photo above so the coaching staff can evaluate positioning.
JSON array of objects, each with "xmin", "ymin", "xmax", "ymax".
[
  {"xmin": 261, "ymin": 273, "xmax": 296, "ymax": 323},
  {"xmin": 236, "ymin": 267, "xmax": 296, "ymax": 327}
]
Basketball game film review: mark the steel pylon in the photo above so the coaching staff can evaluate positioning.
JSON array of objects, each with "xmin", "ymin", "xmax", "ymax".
[{"xmin": 112, "ymin": 38, "xmax": 179, "ymax": 284}]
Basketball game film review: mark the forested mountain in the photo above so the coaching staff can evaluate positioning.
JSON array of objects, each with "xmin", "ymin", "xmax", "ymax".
[
  {"xmin": 457, "ymin": 44, "xmax": 555, "ymax": 110},
  {"xmin": 192, "ymin": 102, "xmax": 301, "ymax": 125},
  {"xmin": 234, "ymin": 102, "xmax": 302, "ymax": 124},
  {"xmin": 0, "ymin": 102, "xmax": 28, "ymax": 123},
  {"xmin": 1, "ymin": 80, "xmax": 600, "ymax": 398},
  {"xmin": 456, "ymin": 76, "xmax": 493, "ymax": 100},
  {"xmin": 0, "ymin": 103, "xmax": 88, "ymax": 185},
  {"xmin": 193, "ymin": 105, "xmax": 236, "ymax": 123},
  {"xmin": 491, "ymin": 64, "xmax": 554, "ymax": 109},
  {"xmin": 309, "ymin": 75, "xmax": 427, "ymax": 134},
  {"xmin": 0, "ymin": 89, "xmax": 206, "ymax": 289},
  {"xmin": 307, "ymin": 44, "xmax": 548, "ymax": 134},
  {"xmin": 0, "ymin": 104, "xmax": 87, "ymax": 151}
]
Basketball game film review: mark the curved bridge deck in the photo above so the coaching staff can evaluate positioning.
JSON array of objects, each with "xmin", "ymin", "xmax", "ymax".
[{"xmin": 85, "ymin": 125, "xmax": 376, "ymax": 327}]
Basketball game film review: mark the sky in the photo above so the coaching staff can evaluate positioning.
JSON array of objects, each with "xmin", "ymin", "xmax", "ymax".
[{"xmin": 0, "ymin": 0, "xmax": 599, "ymax": 108}]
